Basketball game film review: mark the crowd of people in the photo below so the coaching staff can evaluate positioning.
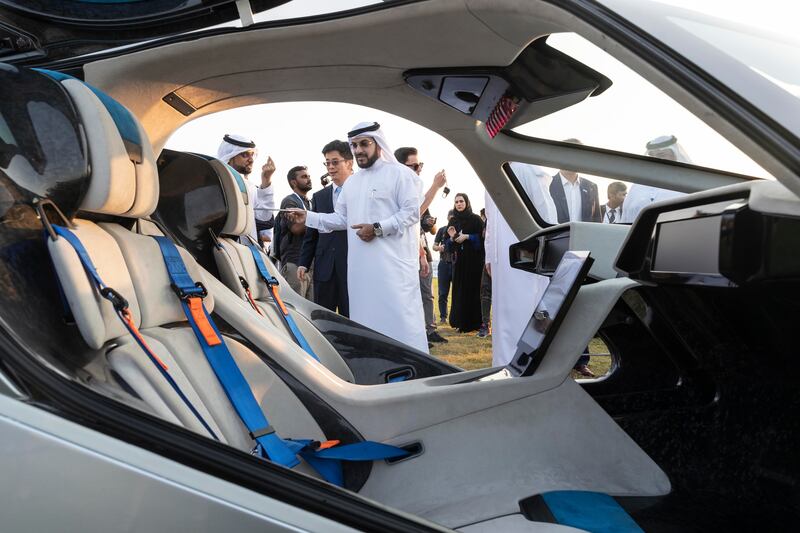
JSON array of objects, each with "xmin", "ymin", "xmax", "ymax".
[{"xmin": 216, "ymin": 126, "xmax": 690, "ymax": 365}]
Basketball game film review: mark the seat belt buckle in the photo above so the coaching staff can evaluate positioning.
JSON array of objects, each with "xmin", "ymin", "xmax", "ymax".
[
  {"xmin": 266, "ymin": 276, "xmax": 279, "ymax": 287},
  {"xmin": 99, "ymin": 287, "xmax": 129, "ymax": 312},
  {"xmin": 170, "ymin": 281, "xmax": 207, "ymax": 300},
  {"xmin": 249, "ymin": 425, "xmax": 276, "ymax": 440}
]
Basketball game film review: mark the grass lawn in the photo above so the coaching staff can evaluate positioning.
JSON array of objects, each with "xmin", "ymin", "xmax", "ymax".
[{"xmin": 428, "ymin": 278, "xmax": 611, "ymax": 378}]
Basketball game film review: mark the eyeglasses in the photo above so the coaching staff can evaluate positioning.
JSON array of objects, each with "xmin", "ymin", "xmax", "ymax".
[
  {"xmin": 323, "ymin": 159, "xmax": 345, "ymax": 168},
  {"xmin": 405, "ymin": 162, "xmax": 424, "ymax": 172},
  {"xmin": 350, "ymin": 139, "xmax": 375, "ymax": 150},
  {"xmin": 236, "ymin": 150, "xmax": 257, "ymax": 160}
]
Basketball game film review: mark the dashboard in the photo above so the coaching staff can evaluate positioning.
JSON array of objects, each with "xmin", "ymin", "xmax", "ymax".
[
  {"xmin": 616, "ymin": 191, "xmax": 800, "ymax": 286},
  {"xmin": 510, "ymin": 187, "xmax": 800, "ymax": 287}
]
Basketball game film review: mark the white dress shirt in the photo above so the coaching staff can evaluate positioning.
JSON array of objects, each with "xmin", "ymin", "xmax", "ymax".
[
  {"xmin": 247, "ymin": 181, "xmax": 275, "ymax": 242},
  {"xmin": 560, "ymin": 174, "xmax": 582, "ymax": 222},
  {"xmin": 603, "ymin": 204, "xmax": 620, "ymax": 224}
]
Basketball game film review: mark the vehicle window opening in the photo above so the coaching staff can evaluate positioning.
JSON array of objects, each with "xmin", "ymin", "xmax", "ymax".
[
  {"xmin": 511, "ymin": 32, "xmax": 773, "ymax": 179},
  {"xmin": 504, "ymin": 160, "xmax": 686, "ymax": 227}
]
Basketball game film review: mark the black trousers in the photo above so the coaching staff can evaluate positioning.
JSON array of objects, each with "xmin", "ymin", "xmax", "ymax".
[
  {"xmin": 437, "ymin": 260, "xmax": 452, "ymax": 320},
  {"xmin": 314, "ymin": 269, "xmax": 349, "ymax": 317}
]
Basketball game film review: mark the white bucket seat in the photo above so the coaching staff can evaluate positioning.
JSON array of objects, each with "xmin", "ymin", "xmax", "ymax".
[
  {"xmin": 44, "ymin": 74, "xmax": 340, "ymax": 480},
  {"xmin": 206, "ymin": 158, "xmax": 354, "ymax": 382}
]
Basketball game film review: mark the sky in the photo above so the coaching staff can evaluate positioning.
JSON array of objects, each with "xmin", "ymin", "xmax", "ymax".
[{"xmin": 166, "ymin": 0, "xmax": 797, "ymax": 224}]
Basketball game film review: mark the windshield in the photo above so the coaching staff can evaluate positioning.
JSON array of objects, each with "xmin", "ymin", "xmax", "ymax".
[
  {"xmin": 668, "ymin": 17, "xmax": 800, "ymax": 100},
  {"xmin": 601, "ymin": 0, "xmax": 800, "ymax": 139}
]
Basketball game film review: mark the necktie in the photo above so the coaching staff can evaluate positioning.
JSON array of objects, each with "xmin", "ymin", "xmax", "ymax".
[
  {"xmin": 608, "ymin": 208, "xmax": 616, "ymax": 224},
  {"xmin": 334, "ymin": 186, "xmax": 341, "ymax": 201}
]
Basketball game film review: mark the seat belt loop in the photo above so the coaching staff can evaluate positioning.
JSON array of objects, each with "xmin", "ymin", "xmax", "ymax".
[
  {"xmin": 238, "ymin": 276, "xmax": 263, "ymax": 315},
  {"xmin": 187, "ymin": 297, "xmax": 222, "ymax": 346},
  {"xmin": 266, "ymin": 281, "xmax": 290, "ymax": 316}
]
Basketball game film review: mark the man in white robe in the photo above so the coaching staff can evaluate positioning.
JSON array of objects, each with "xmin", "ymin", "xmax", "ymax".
[
  {"xmin": 620, "ymin": 135, "xmax": 689, "ymax": 224},
  {"xmin": 216, "ymin": 134, "xmax": 276, "ymax": 244},
  {"xmin": 288, "ymin": 122, "xmax": 428, "ymax": 353},
  {"xmin": 485, "ymin": 162, "xmax": 555, "ymax": 366}
]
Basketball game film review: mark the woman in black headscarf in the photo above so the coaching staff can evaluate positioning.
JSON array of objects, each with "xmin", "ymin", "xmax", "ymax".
[{"xmin": 447, "ymin": 193, "xmax": 485, "ymax": 332}]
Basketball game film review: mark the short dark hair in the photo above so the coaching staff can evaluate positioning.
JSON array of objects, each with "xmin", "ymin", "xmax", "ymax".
[
  {"xmin": 607, "ymin": 181, "xmax": 627, "ymax": 195},
  {"xmin": 287, "ymin": 165, "xmax": 307, "ymax": 182},
  {"xmin": 322, "ymin": 140, "xmax": 352, "ymax": 160},
  {"xmin": 394, "ymin": 146, "xmax": 418, "ymax": 164}
]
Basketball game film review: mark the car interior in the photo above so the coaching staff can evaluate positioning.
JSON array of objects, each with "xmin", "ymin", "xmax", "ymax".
[{"xmin": 1, "ymin": 1, "xmax": 799, "ymax": 531}]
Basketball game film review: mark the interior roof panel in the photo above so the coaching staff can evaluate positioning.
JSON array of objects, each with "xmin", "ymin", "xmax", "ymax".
[{"xmin": 78, "ymin": 0, "xmax": 785, "ymax": 240}]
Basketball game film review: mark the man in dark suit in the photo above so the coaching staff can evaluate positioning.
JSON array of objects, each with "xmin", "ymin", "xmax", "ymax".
[
  {"xmin": 297, "ymin": 140, "xmax": 352, "ymax": 317},
  {"xmin": 549, "ymin": 169, "xmax": 601, "ymax": 224},
  {"xmin": 547, "ymin": 138, "xmax": 601, "ymax": 225},
  {"xmin": 600, "ymin": 181, "xmax": 627, "ymax": 224}
]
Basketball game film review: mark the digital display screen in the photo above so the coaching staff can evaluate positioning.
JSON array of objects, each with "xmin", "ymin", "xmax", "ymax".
[
  {"xmin": 505, "ymin": 250, "xmax": 592, "ymax": 377},
  {"xmin": 541, "ymin": 233, "xmax": 570, "ymax": 272},
  {"xmin": 653, "ymin": 215, "xmax": 721, "ymax": 274}
]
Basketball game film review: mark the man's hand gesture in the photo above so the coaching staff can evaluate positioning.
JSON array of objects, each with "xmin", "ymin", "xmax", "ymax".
[
  {"xmin": 351, "ymin": 223, "xmax": 376, "ymax": 242},
  {"xmin": 285, "ymin": 208, "xmax": 306, "ymax": 224},
  {"xmin": 433, "ymin": 169, "xmax": 447, "ymax": 189},
  {"xmin": 261, "ymin": 156, "xmax": 276, "ymax": 188}
]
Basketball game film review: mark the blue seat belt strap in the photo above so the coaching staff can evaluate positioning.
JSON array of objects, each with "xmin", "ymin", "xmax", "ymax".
[
  {"xmin": 50, "ymin": 225, "xmax": 220, "ymax": 441},
  {"xmin": 245, "ymin": 244, "xmax": 319, "ymax": 361},
  {"xmin": 540, "ymin": 491, "xmax": 644, "ymax": 533},
  {"xmin": 152, "ymin": 236, "xmax": 300, "ymax": 468},
  {"xmin": 153, "ymin": 237, "xmax": 411, "ymax": 485}
]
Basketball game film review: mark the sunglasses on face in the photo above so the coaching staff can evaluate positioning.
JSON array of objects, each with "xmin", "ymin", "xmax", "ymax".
[
  {"xmin": 323, "ymin": 159, "xmax": 345, "ymax": 167},
  {"xmin": 237, "ymin": 150, "xmax": 257, "ymax": 160},
  {"xmin": 350, "ymin": 139, "xmax": 375, "ymax": 150},
  {"xmin": 405, "ymin": 162, "xmax": 424, "ymax": 172}
]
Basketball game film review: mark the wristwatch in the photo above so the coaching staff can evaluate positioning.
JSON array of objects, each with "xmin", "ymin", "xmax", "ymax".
[{"xmin": 373, "ymin": 222, "xmax": 383, "ymax": 237}]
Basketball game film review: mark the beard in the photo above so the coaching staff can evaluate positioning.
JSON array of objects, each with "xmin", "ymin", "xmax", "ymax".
[
  {"xmin": 356, "ymin": 151, "xmax": 380, "ymax": 169},
  {"xmin": 230, "ymin": 161, "xmax": 252, "ymax": 175}
]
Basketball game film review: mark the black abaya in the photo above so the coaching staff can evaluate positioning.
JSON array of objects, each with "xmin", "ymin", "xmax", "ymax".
[{"xmin": 448, "ymin": 212, "xmax": 485, "ymax": 332}]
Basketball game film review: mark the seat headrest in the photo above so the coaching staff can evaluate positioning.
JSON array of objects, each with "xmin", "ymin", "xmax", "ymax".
[
  {"xmin": 211, "ymin": 159, "xmax": 254, "ymax": 237},
  {"xmin": 35, "ymin": 69, "xmax": 158, "ymax": 218},
  {"xmin": 152, "ymin": 150, "xmax": 233, "ymax": 275}
]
